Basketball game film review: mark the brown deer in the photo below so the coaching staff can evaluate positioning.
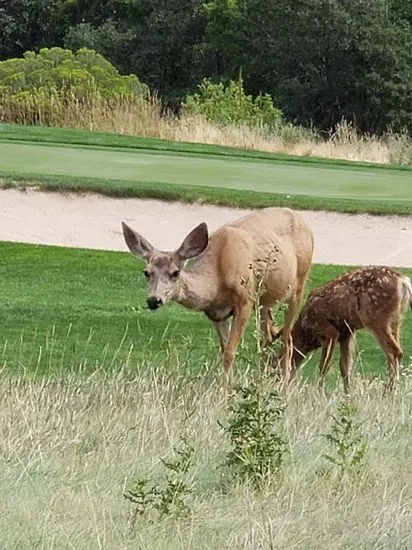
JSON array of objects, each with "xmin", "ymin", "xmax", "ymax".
[
  {"xmin": 122, "ymin": 207, "xmax": 314, "ymax": 382},
  {"xmin": 283, "ymin": 266, "xmax": 412, "ymax": 393}
]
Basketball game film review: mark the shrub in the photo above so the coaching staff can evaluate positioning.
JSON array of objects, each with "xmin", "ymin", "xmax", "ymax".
[
  {"xmin": 0, "ymin": 47, "xmax": 150, "ymax": 126},
  {"xmin": 124, "ymin": 435, "xmax": 195, "ymax": 524},
  {"xmin": 221, "ymin": 382, "xmax": 288, "ymax": 489},
  {"xmin": 0, "ymin": 47, "xmax": 148, "ymax": 100},
  {"xmin": 321, "ymin": 400, "xmax": 368, "ymax": 480},
  {"xmin": 183, "ymin": 78, "xmax": 283, "ymax": 129}
]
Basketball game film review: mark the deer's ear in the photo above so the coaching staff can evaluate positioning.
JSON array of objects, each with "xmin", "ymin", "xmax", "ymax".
[
  {"xmin": 122, "ymin": 222, "xmax": 154, "ymax": 260},
  {"xmin": 176, "ymin": 222, "xmax": 209, "ymax": 262}
]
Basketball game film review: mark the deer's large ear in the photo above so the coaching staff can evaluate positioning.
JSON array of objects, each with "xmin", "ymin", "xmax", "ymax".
[
  {"xmin": 176, "ymin": 222, "xmax": 209, "ymax": 262},
  {"xmin": 122, "ymin": 222, "xmax": 154, "ymax": 260}
]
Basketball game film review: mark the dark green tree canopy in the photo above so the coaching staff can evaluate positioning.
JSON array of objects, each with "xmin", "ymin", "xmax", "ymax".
[{"xmin": 1, "ymin": 0, "xmax": 412, "ymax": 134}]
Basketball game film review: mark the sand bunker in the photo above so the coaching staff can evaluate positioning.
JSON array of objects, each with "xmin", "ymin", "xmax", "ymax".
[{"xmin": 1, "ymin": 188, "xmax": 411, "ymax": 267}]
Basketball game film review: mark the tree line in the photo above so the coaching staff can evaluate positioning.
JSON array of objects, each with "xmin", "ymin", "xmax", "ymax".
[{"xmin": 1, "ymin": 0, "xmax": 412, "ymax": 135}]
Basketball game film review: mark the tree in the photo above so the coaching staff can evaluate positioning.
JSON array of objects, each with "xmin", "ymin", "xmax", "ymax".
[
  {"xmin": 206, "ymin": 0, "xmax": 412, "ymax": 133},
  {"xmin": 65, "ymin": 0, "xmax": 207, "ymax": 103},
  {"xmin": 0, "ymin": 0, "xmax": 72, "ymax": 60}
]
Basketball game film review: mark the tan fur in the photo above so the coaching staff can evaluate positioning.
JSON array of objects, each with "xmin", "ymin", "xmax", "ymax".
[
  {"xmin": 289, "ymin": 266, "xmax": 412, "ymax": 393},
  {"xmin": 122, "ymin": 207, "xmax": 314, "ymax": 382}
]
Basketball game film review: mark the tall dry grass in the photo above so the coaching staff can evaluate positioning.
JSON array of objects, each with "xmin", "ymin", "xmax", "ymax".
[
  {"xmin": 2, "ymin": 92, "xmax": 412, "ymax": 166},
  {"xmin": 2, "ymin": 357, "xmax": 412, "ymax": 549}
]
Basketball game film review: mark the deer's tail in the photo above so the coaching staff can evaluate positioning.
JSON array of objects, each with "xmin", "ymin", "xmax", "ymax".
[{"xmin": 400, "ymin": 276, "xmax": 412, "ymax": 311}]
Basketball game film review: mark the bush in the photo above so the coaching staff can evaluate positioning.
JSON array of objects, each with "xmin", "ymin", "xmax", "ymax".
[
  {"xmin": 124, "ymin": 435, "xmax": 195, "ymax": 524},
  {"xmin": 321, "ymin": 400, "xmax": 368, "ymax": 481},
  {"xmin": 221, "ymin": 382, "xmax": 288, "ymax": 489},
  {"xmin": 0, "ymin": 47, "xmax": 150, "ymax": 126},
  {"xmin": 183, "ymin": 78, "xmax": 283, "ymax": 130},
  {"xmin": 0, "ymin": 47, "xmax": 148, "ymax": 100}
]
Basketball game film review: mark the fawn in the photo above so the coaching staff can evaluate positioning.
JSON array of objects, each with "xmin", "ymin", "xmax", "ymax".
[{"xmin": 284, "ymin": 266, "xmax": 412, "ymax": 392}]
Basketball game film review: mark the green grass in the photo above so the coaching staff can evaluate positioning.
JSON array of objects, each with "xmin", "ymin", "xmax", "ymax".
[
  {"xmin": 2, "ymin": 238, "xmax": 412, "ymax": 548},
  {"xmin": 1, "ymin": 242, "xmax": 411, "ymax": 383},
  {"xmin": 1, "ymin": 124, "xmax": 412, "ymax": 215}
]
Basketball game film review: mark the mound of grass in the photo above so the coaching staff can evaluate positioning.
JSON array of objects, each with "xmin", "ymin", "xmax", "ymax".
[{"xmin": 3, "ymin": 122, "xmax": 412, "ymax": 170}]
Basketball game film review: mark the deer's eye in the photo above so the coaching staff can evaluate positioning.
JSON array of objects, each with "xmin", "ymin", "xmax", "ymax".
[
  {"xmin": 171, "ymin": 269, "xmax": 180, "ymax": 279},
  {"xmin": 143, "ymin": 269, "xmax": 150, "ymax": 279}
]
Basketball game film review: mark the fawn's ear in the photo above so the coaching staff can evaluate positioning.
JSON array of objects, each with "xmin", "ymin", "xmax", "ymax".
[
  {"xmin": 122, "ymin": 222, "xmax": 154, "ymax": 260},
  {"xmin": 175, "ymin": 222, "xmax": 209, "ymax": 262}
]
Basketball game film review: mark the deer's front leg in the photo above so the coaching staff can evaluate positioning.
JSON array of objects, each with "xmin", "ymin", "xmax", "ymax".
[
  {"xmin": 223, "ymin": 303, "xmax": 252, "ymax": 381},
  {"xmin": 213, "ymin": 319, "xmax": 230, "ymax": 353}
]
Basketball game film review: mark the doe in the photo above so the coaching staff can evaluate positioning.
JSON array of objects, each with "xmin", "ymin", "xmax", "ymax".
[
  {"xmin": 286, "ymin": 266, "xmax": 412, "ymax": 393},
  {"xmin": 122, "ymin": 207, "xmax": 314, "ymax": 383}
]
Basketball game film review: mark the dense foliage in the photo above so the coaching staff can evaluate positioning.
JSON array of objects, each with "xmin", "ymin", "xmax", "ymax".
[
  {"xmin": 183, "ymin": 78, "xmax": 283, "ymax": 128},
  {"xmin": 0, "ymin": 47, "xmax": 148, "ymax": 100},
  {"xmin": 1, "ymin": 0, "xmax": 412, "ymax": 134},
  {"xmin": 0, "ymin": 47, "xmax": 149, "ymax": 125}
]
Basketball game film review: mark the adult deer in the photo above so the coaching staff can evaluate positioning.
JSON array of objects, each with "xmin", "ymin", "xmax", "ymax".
[
  {"xmin": 122, "ymin": 207, "xmax": 314, "ymax": 382},
  {"xmin": 283, "ymin": 266, "xmax": 412, "ymax": 393}
]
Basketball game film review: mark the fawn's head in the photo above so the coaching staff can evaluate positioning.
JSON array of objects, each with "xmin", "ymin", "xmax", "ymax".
[
  {"xmin": 122, "ymin": 221, "xmax": 209, "ymax": 310},
  {"xmin": 273, "ymin": 316, "xmax": 320, "ymax": 374}
]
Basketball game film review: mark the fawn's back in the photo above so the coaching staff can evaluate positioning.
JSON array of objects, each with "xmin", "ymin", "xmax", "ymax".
[{"xmin": 297, "ymin": 267, "xmax": 412, "ymax": 343}]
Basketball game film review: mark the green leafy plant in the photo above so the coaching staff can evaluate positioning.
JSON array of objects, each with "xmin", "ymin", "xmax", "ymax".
[
  {"xmin": 322, "ymin": 400, "xmax": 368, "ymax": 479},
  {"xmin": 183, "ymin": 77, "xmax": 283, "ymax": 129},
  {"xmin": 0, "ymin": 47, "xmax": 149, "ymax": 99},
  {"xmin": 221, "ymin": 382, "xmax": 288, "ymax": 488},
  {"xmin": 0, "ymin": 47, "xmax": 150, "ymax": 126},
  {"xmin": 124, "ymin": 435, "xmax": 195, "ymax": 524}
]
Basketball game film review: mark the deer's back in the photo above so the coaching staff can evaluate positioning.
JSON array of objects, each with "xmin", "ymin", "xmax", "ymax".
[
  {"xmin": 228, "ymin": 207, "xmax": 312, "ymax": 262},
  {"xmin": 233, "ymin": 208, "xmax": 313, "ymax": 301},
  {"xmin": 198, "ymin": 208, "xmax": 313, "ymax": 305}
]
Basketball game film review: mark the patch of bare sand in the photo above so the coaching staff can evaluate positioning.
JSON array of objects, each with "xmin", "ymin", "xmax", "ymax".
[{"xmin": 1, "ymin": 188, "xmax": 411, "ymax": 267}]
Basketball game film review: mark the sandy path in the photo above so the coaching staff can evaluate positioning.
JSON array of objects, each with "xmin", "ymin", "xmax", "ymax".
[{"xmin": 1, "ymin": 188, "xmax": 412, "ymax": 267}]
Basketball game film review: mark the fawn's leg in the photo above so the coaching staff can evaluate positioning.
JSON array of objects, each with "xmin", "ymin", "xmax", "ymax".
[
  {"xmin": 318, "ymin": 337, "xmax": 337, "ymax": 391},
  {"xmin": 339, "ymin": 333, "xmax": 356, "ymax": 394},
  {"xmin": 370, "ymin": 327, "xmax": 403, "ymax": 393}
]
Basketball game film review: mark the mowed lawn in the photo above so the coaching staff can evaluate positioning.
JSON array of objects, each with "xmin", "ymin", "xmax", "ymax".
[
  {"xmin": 1, "ymin": 241, "xmax": 411, "ymax": 384},
  {"xmin": 1, "ymin": 140, "xmax": 412, "ymax": 202}
]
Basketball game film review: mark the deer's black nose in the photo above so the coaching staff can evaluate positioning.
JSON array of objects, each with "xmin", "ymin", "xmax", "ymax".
[{"xmin": 147, "ymin": 296, "xmax": 162, "ymax": 310}]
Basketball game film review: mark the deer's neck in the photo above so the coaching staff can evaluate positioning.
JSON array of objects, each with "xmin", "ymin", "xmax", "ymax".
[{"xmin": 175, "ymin": 268, "xmax": 216, "ymax": 311}]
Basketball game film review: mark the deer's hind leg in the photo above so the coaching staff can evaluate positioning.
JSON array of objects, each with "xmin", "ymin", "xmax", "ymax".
[
  {"xmin": 280, "ymin": 293, "xmax": 302, "ymax": 385},
  {"xmin": 259, "ymin": 306, "xmax": 280, "ymax": 374},
  {"xmin": 281, "ymin": 280, "xmax": 308, "ymax": 385},
  {"xmin": 267, "ymin": 307, "xmax": 281, "ymax": 339}
]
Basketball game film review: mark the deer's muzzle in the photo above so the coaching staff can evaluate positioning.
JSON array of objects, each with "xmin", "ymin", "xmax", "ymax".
[{"xmin": 147, "ymin": 296, "xmax": 163, "ymax": 310}]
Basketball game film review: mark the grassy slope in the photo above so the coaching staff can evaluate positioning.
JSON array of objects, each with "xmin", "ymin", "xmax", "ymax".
[
  {"xmin": 1, "ymin": 124, "xmax": 412, "ymax": 215},
  {"xmin": 1, "ymin": 241, "xmax": 411, "ymax": 382},
  {"xmin": 2, "ymin": 122, "xmax": 411, "ymax": 168}
]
